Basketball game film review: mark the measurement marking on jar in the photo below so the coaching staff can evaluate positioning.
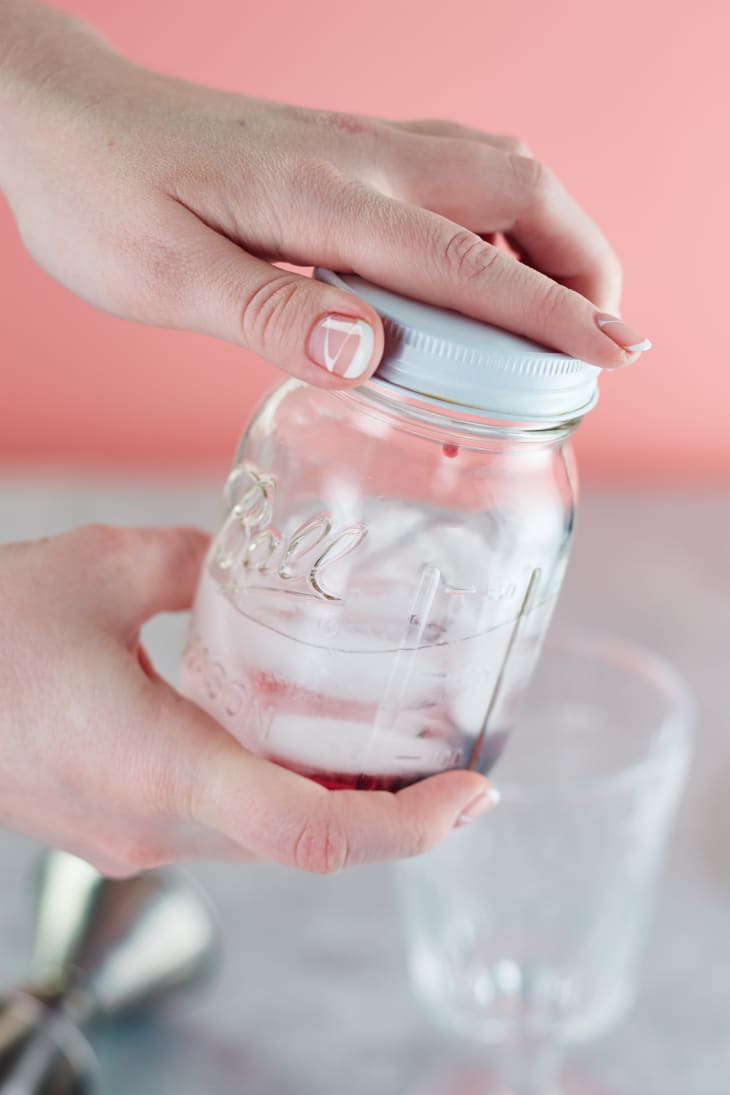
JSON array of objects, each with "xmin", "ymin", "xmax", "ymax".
[{"xmin": 468, "ymin": 567, "xmax": 542, "ymax": 771}]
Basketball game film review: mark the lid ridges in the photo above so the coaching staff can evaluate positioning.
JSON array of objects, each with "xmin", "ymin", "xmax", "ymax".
[
  {"xmin": 383, "ymin": 317, "xmax": 582, "ymax": 378},
  {"xmin": 313, "ymin": 268, "xmax": 599, "ymax": 424}
]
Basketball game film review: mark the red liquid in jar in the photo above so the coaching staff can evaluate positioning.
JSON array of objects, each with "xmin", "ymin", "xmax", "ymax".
[{"xmin": 182, "ymin": 568, "xmax": 546, "ymax": 790}]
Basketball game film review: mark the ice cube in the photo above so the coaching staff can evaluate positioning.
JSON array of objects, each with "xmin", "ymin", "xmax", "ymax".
[{"xmin": 262, "ymin": 714, "xmax": 459, "ymax": 777}]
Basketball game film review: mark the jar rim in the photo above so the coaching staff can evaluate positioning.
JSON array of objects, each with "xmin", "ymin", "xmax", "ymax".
[
  {"xmin": 336, "ymin": 378, "xmax": 582, "ymax": 448},
  {"xmin": 315, "ymin": 268, "xmax": 600, "ymax": 423}
]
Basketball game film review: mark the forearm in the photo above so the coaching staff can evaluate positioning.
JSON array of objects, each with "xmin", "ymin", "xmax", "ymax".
[{"xmin": 0, "ymin": 0, "xmax": 118, "ymax": 196}]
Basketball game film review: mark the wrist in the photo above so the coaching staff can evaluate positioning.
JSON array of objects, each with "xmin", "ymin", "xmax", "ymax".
[{"xmin": 0, "ymin": 1, "xmax": 121, "ymax": 200}]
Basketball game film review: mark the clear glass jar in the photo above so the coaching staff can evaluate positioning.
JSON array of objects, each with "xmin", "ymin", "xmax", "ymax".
[{"xmin": 181, "ymin": 271, "xmax": 599, "ymax": 791}]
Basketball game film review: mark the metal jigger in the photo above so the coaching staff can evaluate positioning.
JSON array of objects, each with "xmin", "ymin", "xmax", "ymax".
[{"xmin": 0, "ymin": 851, "xmax": 220, "ymax": 1094}]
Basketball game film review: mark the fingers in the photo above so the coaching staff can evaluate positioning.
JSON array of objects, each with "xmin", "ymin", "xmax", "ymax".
[
  {"xmin": 97, "ymin": 670, "xmax": 498, "ymax": 873},
  {"xmin": 184, "ymin": 710, "xmax": 496, "ymax": 871},
  {"xmin": 329, "ymin": 188, "xmax": 642, "ymax": 369},
  {"xmin": 151, "ymin": 202, "xmax": 384, "ymax": 388},
  {"xmin": 502, "ymin": 154, "xmax": 623, "ymax": 313},
  {"xmin": 70, "ymin": 524, "xmax": 209, "ymax": 629},
  {"xmin": 124, "ymin": 132, "xmax": 637, "ymax": 373},
  {"xmin": 374, "ymin": 127, "xmax": 623, "ymax": 315},
  {"xmin": 385, "ymin": 117, "xmax": 533, "ymax": 157}
]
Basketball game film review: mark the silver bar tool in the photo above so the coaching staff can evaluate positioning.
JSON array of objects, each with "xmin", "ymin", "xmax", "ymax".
[{"xmin": 0, "ymin": 851, "xmax": 219, "ymax": 1094}]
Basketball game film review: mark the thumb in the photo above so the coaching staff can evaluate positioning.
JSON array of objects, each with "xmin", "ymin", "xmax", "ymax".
[
  {"xmin": 81, "ymin": 524, "xmax": 209, "ymax": 630},
  {"xmin": 187, "ymin": 720, "xmax": 498, "ymax": 872},
  {"xmin": 171, "ymin": 212, "xmax": 384, "ymax": 387}
]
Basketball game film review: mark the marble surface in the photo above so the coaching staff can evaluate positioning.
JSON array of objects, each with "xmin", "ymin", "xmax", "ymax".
[{"xmin": 0, "ymin": 476, "xmax": 728, "ymax": 1094}]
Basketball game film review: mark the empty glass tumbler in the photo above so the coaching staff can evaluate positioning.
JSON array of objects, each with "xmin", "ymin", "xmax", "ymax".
[
  {"xmin": 397, "ymin": 630, "xmax": 694, "ymax": 1094},
  {"xmin": 181, "ymin": 270, "xmax": 601, "ymax": 790}
]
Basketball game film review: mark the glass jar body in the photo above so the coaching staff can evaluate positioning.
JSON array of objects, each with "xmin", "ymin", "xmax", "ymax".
[{"xmin": 181, "ymin": 379, "xmax": 579, "ymax": 791}]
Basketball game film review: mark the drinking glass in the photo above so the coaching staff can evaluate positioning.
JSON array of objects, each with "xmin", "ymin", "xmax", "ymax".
[{"xmin": 397, "ymin": 629, "xmax": 694, "ymax": 1094}]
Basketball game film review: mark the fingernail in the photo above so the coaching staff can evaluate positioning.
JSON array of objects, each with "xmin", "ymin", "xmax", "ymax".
[
  {"xmin": 454, "ymin": 786, "xmax": 501, "ymax": 828},
  {"xmin": 595, "ymin": 313, "xmax": 652, "ymax": 354},
  {"xmin": 308, "ymin": 314, "xmax": 375, "ymax": 379}
]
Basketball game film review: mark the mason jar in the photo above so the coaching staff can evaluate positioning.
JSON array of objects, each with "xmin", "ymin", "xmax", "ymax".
[{"xmin": 181, "ymin": 269, "xmax": 600, "ymax": 791}]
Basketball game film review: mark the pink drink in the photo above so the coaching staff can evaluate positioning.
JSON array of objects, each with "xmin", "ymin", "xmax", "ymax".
[{"xmin": 181, "ymin": 565, "xmax": 555, "ymax": 790}]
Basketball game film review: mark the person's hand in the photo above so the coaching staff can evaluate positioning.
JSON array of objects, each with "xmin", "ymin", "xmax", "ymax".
[
  {"xmin": 0, "ymin": 526, "xmax": 496, "ymax": 876},
  {"xmin": 0, "ymin": 5, "xmax": 649, "ymax": 389}
]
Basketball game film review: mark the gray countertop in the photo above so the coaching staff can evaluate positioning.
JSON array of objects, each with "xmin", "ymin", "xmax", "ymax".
[{"xmin": 0, "ymin": 477, "xmax": 728, "ymax": 1094}]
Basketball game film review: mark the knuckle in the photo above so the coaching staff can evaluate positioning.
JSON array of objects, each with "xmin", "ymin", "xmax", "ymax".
[
  {"xmin": 405, "ymin": 823, "xmax": 431, "ymax": 860},
  {"xmin": 532, "ymin": 278, "xmax": 568, "ymax": 331},
  {"xmin": 497, "ymin": 134, "xmax": 532, "ymax": 157},
  {"xmin": 296, "ymin": 157, "xmax": 347, "ymax": 197},
  {"xmin": 509, "ymin": 153, "xmax": 555, "ymax": 207},
  {"xmin": 291, "ymin": 809, "xmax": 350, "ymax": 875},
  {"xmin": 138, "ymin": 742, "xmax": 188, "ymax": 820},
  {"xmin": 315, "ymin": 110, "xmax": 380, "ymax": 138},
  {"xmin": 442, "ymin": 229, "xmax": 500, "ymax": 285},
  {"xmin": 239, "ymin": 273, "xmax": 304, "ymax": 352},
  {"xmin": 335, "ymin": 176, "xmax": 381, "ymax": 221}
]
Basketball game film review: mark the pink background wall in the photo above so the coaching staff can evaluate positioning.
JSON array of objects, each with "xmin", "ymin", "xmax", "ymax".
[{"xmin": 1, "ymin": 0, "xmax": 726, "ymax": 483}]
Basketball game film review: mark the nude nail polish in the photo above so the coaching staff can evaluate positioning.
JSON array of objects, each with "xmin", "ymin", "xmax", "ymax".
[
  {"xmin": 454, "ymin": 787, "xmax": 501, "ymax": 828},
  {"xmin": 595, "ymin": 313, "xmax": 652, "ymax": 354},
  {"xmin": 308, "ymin": 314, "xmax": 375, "ymax": 379}
]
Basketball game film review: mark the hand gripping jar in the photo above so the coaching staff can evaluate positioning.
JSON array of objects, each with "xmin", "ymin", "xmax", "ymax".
[{"xmin": 181, "ymin": 270, "xmax": 600, "ymax": 791}]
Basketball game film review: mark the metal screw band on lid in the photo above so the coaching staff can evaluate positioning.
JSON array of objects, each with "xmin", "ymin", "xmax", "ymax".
[{"xmin": 314, "ymin": 268, "xmax": 600, "ymax": 425}]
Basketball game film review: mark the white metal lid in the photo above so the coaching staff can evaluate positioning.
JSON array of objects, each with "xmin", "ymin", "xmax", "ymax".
[{"xmin": 315, "ymin": 268, "xmax": 600, "ymax": 425}]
